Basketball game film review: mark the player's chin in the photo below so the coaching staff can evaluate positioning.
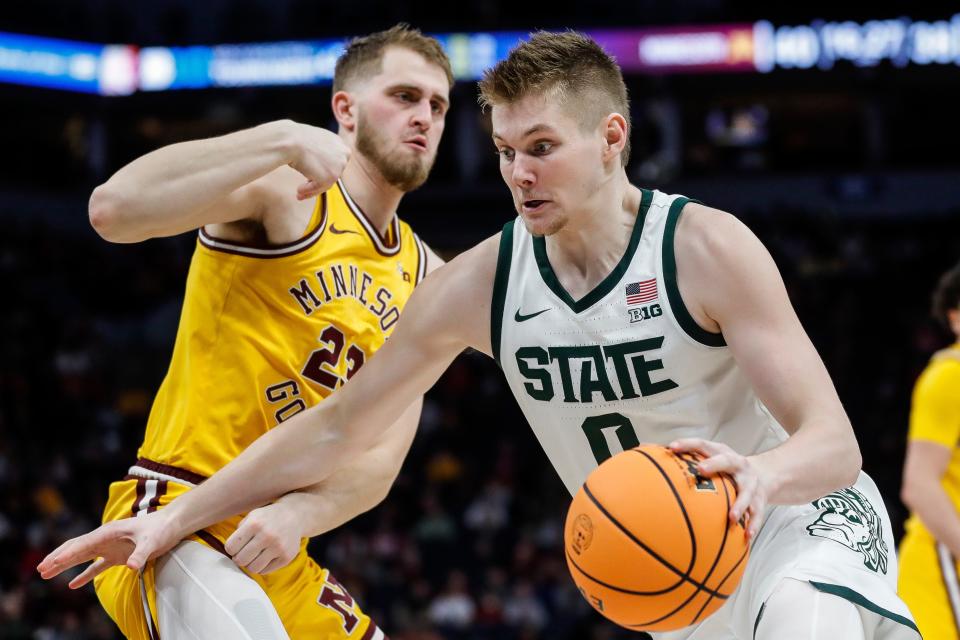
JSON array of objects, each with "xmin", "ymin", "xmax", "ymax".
[{"xmin": 520, "ymin": 210, "xmax": 566, "ymax": 237}]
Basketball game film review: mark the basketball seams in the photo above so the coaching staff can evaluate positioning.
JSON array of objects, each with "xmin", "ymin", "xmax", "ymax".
[
  {"xmin": 711, "ymin": 545, "xmax": 749, "ymax": 599},
  {"xmin": 622, "ymin": 464, "xmax": 743, "ymax": 629},
  {"xmin": 688, "ymin": 472, "xmax": 737, "ymax": 625},
  {"xmin": 631, "ymin": 449, "xmax": 699, "ymax": 578},
  {"xmin": 581, "ymin": 484, "xmax": 727, "ymax": 599},
  {"xmin": 688, "ymin": 474, "xmax": 751, "ymax": 621},
  {"xmin": 565, "ymin": 549, "xmax": 696, "ymax": 596},
  {"xmin": 621, "ymin": 467, "xmax": 733, "ymax": 629}
]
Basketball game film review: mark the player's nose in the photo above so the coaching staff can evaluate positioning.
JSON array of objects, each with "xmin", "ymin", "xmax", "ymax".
[
  {"xmin": 511, "ymin": 156, "xmax": 536, "ymax": 187},
  {"xmin": 410, "ymin": 100, "xmax": 432, "ymax": 131}
]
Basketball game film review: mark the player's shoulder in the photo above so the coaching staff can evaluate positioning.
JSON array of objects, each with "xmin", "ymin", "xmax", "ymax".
[
  {"xmin": 918, "ymin": 348, "xmax": 960, "ymax": 394},
  {"xmin": 675, "ymin": 200, "xmax": 748, "ymax": 243},
  {"xmin": 672, "ymin": 199, "xmax": 762, "ymax": 273}
]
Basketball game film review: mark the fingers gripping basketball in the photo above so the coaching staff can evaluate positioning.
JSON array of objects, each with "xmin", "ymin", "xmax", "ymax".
[{"xmin": 564, "ymin": 444, "xmax": 750, "ymax": 632}]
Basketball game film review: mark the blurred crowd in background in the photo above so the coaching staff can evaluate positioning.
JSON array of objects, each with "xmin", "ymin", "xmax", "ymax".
[{"xmin": 2, "ymin": 2, "xmax": 960, "ymax": 638}]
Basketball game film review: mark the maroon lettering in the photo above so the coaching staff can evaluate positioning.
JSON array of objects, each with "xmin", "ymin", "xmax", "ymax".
[
  {"xmin": 289, "ymin": 279, "xmax": 321, "ymax": 315},
  {"xmin": 317, "ymin": 574, "xmax": 359, "ymax": 633}
]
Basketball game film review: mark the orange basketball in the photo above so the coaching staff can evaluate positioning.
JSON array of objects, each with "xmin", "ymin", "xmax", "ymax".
[{"xmin": 564, "ymin": 444, "xmax": 749, "ymax": 632}]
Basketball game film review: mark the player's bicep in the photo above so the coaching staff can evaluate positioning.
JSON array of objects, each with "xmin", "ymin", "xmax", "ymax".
[
  {"xmin": 681, "ymin": 209, "xmax": 845, "ymax": 433},
  {"xmin": 196, "ymin": 166, "xmax": 307, "ymax": 236}
]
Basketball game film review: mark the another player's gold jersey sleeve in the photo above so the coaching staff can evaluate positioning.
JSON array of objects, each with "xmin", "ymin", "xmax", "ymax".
[
  {"xmin": 908, "ymin": 345, "xmax": 960, "ymax": 448},
  {"xmin": 135, "ymin": 180, "xmax": 428, "ymax": 479}
]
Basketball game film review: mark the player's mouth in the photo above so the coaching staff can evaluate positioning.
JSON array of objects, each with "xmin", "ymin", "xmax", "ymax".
[
  {"xmin": 403, "ymin": 136, "xmax": 428, "ymax": 152},
  {"xmin": 521, "ymin": 199, "xmax": 551, "ymax": 214}
]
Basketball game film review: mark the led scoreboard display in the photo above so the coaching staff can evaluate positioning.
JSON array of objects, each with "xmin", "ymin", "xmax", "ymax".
[{"xmin": 2, "ymin": 15, "xmax": 958, "ymax": 94}]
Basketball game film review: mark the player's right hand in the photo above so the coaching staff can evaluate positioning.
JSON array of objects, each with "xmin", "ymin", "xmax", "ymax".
[
  {"xmin": 225, "ymin": 501, "xmax": 303, "ymax": 575},
  {"xmin": 36, "ymin": 510, "xmax": 180, "ymax": 588},
  {"xmin": 283, "ymin": 121, "xmax": 351, "ymax": 201}
]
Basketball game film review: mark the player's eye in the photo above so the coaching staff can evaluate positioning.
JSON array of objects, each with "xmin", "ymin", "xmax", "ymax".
[
  {"xmin": 497, "ymin": 148, "xmax": 515, "ymax": 162},
  {"xmin": 396, "ymin": 92, "xmax": 413, "ymax": 102},
  {"xmin": 431, "ymin": 101, "xmax": 444, "ymax": 115},
  {"xmin": 532, "ymin": 141, "xmax": 553, "ymax": 155}
]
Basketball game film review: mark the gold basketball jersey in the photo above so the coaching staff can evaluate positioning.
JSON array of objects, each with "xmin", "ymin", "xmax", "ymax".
[
  {"xmin": 136, "ymin": 180, "xmax": 427, "ymax": 479},
  {"xmin": 903, "ymin": 342, "xmax": 960, "ymax": 541}
]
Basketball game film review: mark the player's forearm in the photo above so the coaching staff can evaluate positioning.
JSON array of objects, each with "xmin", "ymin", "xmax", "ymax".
[
  {"xmin": 274, "ymin": 401, "xmax": 420, "ymax": 537},
  {"xmin": 750, "ymin": 417, "xmax": 861, "ymax": 505},
  {"xmin": 274, "ymin": 467, "xmax": 397, "ymax": 539},
  {"xmin": 163, "ymin": 402, "xmax": 357, "ymax": 536},
  {"xmin": 88, "ymin": 120, "xmax": 296, "ymax": 242},
  {"xmin": 902, "ymin": 478, "xmax": 960, "ymax": 556}
]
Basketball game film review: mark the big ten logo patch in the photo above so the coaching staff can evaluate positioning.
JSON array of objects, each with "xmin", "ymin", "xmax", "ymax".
[
  {"xmin": 628, "ymin": 303, "xmax": 663, "ymax": 324},
  {"xmin": 317, "ymin": 571, "xmax": 360, "ymax": 633}
]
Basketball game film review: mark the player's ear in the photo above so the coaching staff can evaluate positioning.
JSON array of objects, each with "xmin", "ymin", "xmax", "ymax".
[
  {"xmin": 602, "ymin": 113, "xmax": 628, "ymax": 164},
  {"xmin": 332, "ymin": 91, "xmax": 357, "ymax": 131},
  {"xmin": 949, "ymin": 308, "xmax": 960, "ymax": 337}
]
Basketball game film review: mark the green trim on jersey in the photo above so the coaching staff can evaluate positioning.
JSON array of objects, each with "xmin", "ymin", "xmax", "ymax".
[
  {"xmin": 491, "ymin": 220, "xmax": 516, "ymax": 367},
  {"xmin": 808, "ymin": 581, "xmax": 920, "ymax": 635},
  {"xmin": 532, "ymin": 189, "xmax": 654, "ymax": 314},
  {"xmin": 752, "ymin": 601, "xmax": 766, "ymax": 640},
  {"xmin": 662, "ymin": 197, "xmax": 727, "ymax": 347}
]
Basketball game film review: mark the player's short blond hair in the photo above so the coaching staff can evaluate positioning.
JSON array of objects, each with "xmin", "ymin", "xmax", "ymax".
[
  {"xmin": 478, "ymin": 31, "xmax": 632, "ymax": 166},
  {"xmin": 333, "ymin": 24, "xmax": 454, "ymax": 93}
]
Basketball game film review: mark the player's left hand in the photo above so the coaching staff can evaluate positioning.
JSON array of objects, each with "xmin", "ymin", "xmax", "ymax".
[
  {"xmin": 668, "ymin": 438, "xmax": 771, "ymax": 540},
  {"xmin": 225, "ymin": 502, "xmax": 303, "ymax": 575},
  {"xmin": 37, "ymin": 509, "xmax": 181, "ymax": 588}
]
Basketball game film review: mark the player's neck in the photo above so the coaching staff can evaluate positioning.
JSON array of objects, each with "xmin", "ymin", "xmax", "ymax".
[
  {"xmin": 545, "ymin": 177, "xmax": 643, "ymax": 295},
  {"xmin": 339, "ymin": 159, "xmax": 404, "ymax": 235}
]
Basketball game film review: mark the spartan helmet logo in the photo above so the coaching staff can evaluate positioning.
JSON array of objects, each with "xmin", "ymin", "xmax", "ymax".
[
  {"xmin": 570, "ymin": 514, "xmax": 594, "ymax": 555},
  {"xmin": 806, "ymin": 487, "xmax": 888, "ymax": 574}
]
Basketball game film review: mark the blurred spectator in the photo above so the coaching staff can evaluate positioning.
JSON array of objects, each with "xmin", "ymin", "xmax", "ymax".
[
  {"xmin": 427, "ymin": 570, "xmax": 476, "ymax": 633},
  {"xmin": 503, "ymin": 581, "xmax": 548, "ymax": 630}
]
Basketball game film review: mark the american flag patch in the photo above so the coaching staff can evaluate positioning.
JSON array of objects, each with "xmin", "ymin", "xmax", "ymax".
[{"xmin": 626, "ymin": 278, "xmax": 658, "ymax": 306}]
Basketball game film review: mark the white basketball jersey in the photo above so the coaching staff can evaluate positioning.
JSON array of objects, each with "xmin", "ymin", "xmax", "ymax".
[{"xmin": 492, "ymin": 189, "xmax": 788, "ymax": 496}]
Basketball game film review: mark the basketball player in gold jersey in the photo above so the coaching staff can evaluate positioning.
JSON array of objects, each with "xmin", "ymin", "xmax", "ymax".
[
  {"xmin": 899, "ymin": 261, "xmax": 960, "ymax": 639},
  {"xmin": 74, "ymin": 25, "xmax": 450, "ymax": 640}
]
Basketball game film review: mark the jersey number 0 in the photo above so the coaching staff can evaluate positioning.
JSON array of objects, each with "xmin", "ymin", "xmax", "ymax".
[{"xmin": 582, "ymin": 412, "xmax": 641, "ymax": 464}]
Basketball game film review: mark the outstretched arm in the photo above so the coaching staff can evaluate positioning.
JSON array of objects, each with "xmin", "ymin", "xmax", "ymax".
[
  {"xmin": 88, "ymin": 120, "xmax": 349, "ymax": 242},
  {"xmin": 670, "ymin": 203, "xmax": 861, "ymax": 537},
  {"xmin": 38, "ymin": 236, "xmax": 497, "ymax": 585}
]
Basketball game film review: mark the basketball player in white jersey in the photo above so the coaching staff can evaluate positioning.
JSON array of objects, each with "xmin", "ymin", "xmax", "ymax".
[{"xmin": 40, "ymin": 32, "xmax": 919, "ymax": 639}]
